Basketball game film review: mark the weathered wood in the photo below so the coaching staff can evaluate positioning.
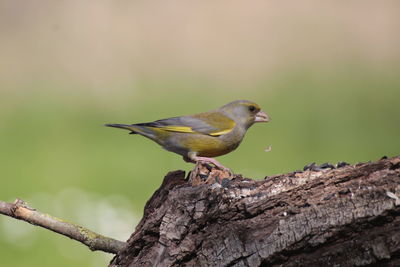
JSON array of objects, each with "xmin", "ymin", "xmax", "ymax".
[{"xmin": 110, "ymin": 156, "xmax": 400, "ymax": 267}]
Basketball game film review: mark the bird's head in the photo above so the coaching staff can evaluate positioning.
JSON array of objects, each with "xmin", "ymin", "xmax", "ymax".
[{"xmin": 220, "ymin": 100, "xmax": 270, "ymax": 129}]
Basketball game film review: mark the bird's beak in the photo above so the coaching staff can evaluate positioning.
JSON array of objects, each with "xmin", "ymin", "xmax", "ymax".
[{"xmin": 255, "ymin": 111, "xmax": 270, "ymax": 123}]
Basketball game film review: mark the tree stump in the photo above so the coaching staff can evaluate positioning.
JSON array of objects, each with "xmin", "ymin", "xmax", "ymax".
[{"xmin": 110, "ymin": 156, "xmax": 400, "ymax": 267}]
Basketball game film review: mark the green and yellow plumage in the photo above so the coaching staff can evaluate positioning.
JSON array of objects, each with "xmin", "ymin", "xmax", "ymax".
[{"xmin": 106, "ymin": 100, "xmax": 269, "ymax": 167}]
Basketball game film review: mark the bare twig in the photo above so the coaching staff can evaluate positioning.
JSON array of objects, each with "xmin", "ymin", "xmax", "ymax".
[{"xmin": 0, "ymin": 198, "xmax": 127, "ymax": 254}]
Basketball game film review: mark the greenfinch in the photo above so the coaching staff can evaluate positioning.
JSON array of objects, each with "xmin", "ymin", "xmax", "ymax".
[{"xmin": 105, "ymin": 100, "xmax": 269, "ymax": 169}]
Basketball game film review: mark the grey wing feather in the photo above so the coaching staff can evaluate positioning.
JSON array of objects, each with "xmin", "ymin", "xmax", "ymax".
[{"xmin": 137, "ymin": 116, "xmax": 220, "ymax": 135}]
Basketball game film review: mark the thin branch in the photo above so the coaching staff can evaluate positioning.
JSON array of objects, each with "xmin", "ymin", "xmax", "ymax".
[{"xmin": 0, "ymin": 198, "xmax": 127, "ymax": 254}]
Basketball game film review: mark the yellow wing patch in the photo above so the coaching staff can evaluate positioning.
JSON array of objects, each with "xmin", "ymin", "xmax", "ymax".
[
  {"xmin": 159, "ymin": 126, "xmax": 195, "ymax": 133},
  {"xmin": 156, "ymin": 125, "xmax": 233, "ymax": 136},
  {"xmin": 209, "ymin": 128, "xmax": 233, "ymax": 136}
]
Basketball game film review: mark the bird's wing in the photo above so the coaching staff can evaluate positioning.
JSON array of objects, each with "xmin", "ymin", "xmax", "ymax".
[{"xmin": 137, "ymin": 112, "xmax": 236, "ymax": 136}]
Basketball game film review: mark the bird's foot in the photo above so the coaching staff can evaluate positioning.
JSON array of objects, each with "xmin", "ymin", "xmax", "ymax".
[
  {"xmin": 195, "ymin": 157, "xmax": 230, "ymax": 172},
  {"xmin": 183, "ymin": 153, "xmax": 234, "ymax": 185},
  {"xmin": 189, "ymin": 159, "xmax": 234, "ymax": 186}
]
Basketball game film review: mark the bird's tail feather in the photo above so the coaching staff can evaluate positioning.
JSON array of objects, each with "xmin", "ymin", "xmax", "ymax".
[{"xmin": 104, "ymin": 124, "xmax": 138, "ymax": 134}]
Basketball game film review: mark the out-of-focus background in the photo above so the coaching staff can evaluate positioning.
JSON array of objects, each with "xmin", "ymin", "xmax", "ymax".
[{"xmin": 1, "ymin": 1, "xmax": 399, "ymax": 266}]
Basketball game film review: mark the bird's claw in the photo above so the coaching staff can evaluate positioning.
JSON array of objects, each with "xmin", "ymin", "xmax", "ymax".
[
  {"xmin": 195, "ymin": 157, "xmax": 232, "ymax": 173},
  {"xmin": 189, "ymin": 159, "xmax": 234, "ymax": 186}
]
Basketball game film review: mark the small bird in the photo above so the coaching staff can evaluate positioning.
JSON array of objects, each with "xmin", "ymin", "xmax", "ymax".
[{"xmin": 105, "ymin": 100, "xmax": 269, "ymax": 169}]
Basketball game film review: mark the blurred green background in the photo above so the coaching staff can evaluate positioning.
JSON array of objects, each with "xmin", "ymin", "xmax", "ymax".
[{"xmin": 1, "ymin": 1, "xmax": 399, "ymax": 266}]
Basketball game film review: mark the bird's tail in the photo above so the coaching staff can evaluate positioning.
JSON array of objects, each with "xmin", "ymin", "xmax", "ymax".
[{"xmin": 104, "ymin": 124, "xmax": 139, "ymax": 134}]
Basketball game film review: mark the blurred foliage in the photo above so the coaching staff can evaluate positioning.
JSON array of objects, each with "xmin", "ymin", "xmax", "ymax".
[{"xmin": 1, "ymin": 1, "xmax": 400, "ymax": 266}]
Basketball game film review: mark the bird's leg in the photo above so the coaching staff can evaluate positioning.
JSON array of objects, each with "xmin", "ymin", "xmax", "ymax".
[
  {"xmin": 194, "ymin": 157, "xmax": 234, "ymax": 179},
  {"xmin": 194, "ymin": 157, "xmax": 225, "ymax": 169},
  {"xmin": 186, "ymin": 152, "xmax": 230, "ymax": 171}
]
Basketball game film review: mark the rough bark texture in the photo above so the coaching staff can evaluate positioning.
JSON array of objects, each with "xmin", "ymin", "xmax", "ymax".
[{"xmin": 110, "ymin": 156, "xmax": 400, "ymax": 267}]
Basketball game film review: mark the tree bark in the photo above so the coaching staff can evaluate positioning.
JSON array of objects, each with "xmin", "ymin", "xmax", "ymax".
[{"xmin": 110, "ymin": 156, "xmax": 400, "ymax": 267}]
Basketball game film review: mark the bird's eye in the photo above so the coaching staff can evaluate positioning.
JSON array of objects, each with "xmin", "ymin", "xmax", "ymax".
[{"xmin": 248, "ymin": 105, "xmax": 256, "ymax": 112}]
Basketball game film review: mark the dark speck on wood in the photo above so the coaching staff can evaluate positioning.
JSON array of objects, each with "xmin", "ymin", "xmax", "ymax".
[
  {"xmin": 320, "ymin": 163, "xmax": 335, "ymax": 169},
  {"xmin": 337, "ymin": 161, "xmax": 350, "ymax": 168}
]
